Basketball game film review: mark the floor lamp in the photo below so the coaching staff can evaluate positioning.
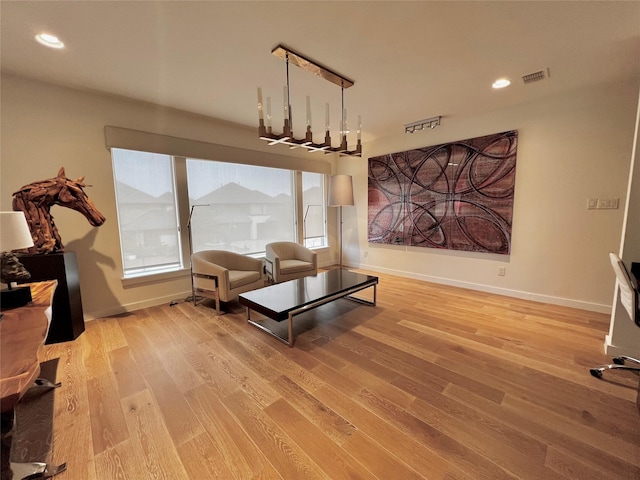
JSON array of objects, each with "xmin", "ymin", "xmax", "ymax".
[
  {"xmin": 187, "ymin": 204, "xmax": 210, "ymax": 305},
  {"xmin": 328, "ymin": 175, "xmax": 354, "ymax": 268}
]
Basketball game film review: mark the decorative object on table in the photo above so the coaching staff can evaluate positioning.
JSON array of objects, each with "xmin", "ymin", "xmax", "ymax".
[
  {"xmin": 328, "ymin": 175, "xmax": 355, "ymax": 267},
  {"xmin": 0, "ymin": 211, "xmax": 35, "ymax": 309},
  {"xmin": 257, "ymin": 44, "xmax": 362, "ymax": 157},
  {"xmin": 368, "ymin": 130, "xmax": 518, "ymax": 254},
  {"xmin": 12, "ymin": 167, "xmax": 106, "ymax": 255}
]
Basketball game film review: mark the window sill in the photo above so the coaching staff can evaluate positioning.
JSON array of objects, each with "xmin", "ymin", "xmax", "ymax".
[{"xmin": 121, "ymin": 267, "xmax": 190, "ymax": 288}]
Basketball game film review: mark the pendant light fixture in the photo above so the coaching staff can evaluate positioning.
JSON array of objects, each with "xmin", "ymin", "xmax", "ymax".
[{"xmin": 258, "ymin": 45, "xmax": 362, "ymax": 157}]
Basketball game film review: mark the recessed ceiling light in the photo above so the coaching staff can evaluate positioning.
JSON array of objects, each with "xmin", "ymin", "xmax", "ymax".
[
  {"xmin": 35, "ymin": 33, "xmax": 64, "ymax": 49},
  {"xmin": 492, "ymin": 78, "xmax": 511, "ymax": 89}
]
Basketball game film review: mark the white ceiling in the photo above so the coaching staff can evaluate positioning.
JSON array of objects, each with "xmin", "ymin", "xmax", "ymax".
[{"xmin": 2, "ymin": 1, "xmax": 639, "ymax": 144}]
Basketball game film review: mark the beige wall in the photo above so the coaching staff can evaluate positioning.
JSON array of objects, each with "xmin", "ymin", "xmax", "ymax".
[
  {"xmin": 1, "ymin": 74, "xmax": 337, "ymax": 319},
  {"xmin": 3, "ymin": 73, "xmax": 639, "ymax": 326},
  {"xmin": 341, "ymin": 78, "xmax": 640, "ymax": 313}
]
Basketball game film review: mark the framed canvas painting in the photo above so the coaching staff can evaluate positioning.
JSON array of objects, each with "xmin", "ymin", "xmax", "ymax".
[{"xmin": 368, "ymin": 130, "xmax": 518, "ymax": 254}]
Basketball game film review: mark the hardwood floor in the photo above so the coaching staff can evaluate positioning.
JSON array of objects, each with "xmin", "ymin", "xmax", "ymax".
[{"xmin": 40, "ymin": 270, "xmax": 640, "ymax": 479}]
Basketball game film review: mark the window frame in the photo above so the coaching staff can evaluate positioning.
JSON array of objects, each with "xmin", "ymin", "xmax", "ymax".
[
  {"xmin": 111, "ymin": 149, "xmax": 185, "ymax": 280},
  {"xmin": 184, "ymin": 157, "xmax": 299, "ymax": 257},
  {"xmin": 105, "ymin": 131, "xmax": 331, "ymax": 287}
]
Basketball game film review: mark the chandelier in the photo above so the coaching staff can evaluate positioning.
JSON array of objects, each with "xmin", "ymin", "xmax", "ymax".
[{"xmin": 257, "ymin": 45, "xmax": 362, "ymax": 157}]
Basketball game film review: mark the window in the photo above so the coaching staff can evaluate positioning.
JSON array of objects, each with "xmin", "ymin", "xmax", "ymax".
[
  {"xmin": 111, "ymin": 149, "xmax": 182, "ymax": 276},
  {"xmin": 186, "ymin": 159, "xmax": 295, "ymax": 255},
  {"xmin": 110, "ymin": 148, "xmax": 328, "ymax": 279}
]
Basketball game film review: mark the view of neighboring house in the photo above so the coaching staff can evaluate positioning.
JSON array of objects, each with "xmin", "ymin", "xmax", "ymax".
[{"xmin": 116, "ymin": 180, "xmax": 324, "ymax": 268}]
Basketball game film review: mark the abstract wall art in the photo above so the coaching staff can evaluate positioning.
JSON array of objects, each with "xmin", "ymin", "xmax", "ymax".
[{"xmin": 368, "ymin": 130, "xmax": 518, "ymax": 254}]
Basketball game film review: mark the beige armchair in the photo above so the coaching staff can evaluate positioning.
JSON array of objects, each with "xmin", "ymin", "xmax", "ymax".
[
  {"xmin": 191, "ymin": 250, "xmax": 264, "ymax": 315},
  {"xmin": 265, "ymin": 241, "xmax": 317, "ymax": 283}
]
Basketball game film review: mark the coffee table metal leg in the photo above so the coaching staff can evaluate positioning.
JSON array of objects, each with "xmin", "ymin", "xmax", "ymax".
[
  {"xmin": 346, "ymin": 283, "xmax": 377, "ymax": 306},
  {"xmin": 288, "ymin": 313, "xmax": 294, "ymax": 348},
  {"xmin": 247, "ymin": 307, "xmax": 294, "ymax": 347}
]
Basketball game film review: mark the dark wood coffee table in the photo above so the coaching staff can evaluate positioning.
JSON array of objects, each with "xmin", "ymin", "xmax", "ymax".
[{"xmin": 239, "ymin": 269, "xmax": 378, "ymax": 347}]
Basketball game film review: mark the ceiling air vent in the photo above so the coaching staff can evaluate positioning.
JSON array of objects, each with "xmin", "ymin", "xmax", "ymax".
[{"xmin": 522, "ymin": 68, "xmax": 549, "ymax": 84}]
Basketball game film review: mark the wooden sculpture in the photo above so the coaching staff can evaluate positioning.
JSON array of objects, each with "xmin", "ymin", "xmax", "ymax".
[{"xmin": 12, "ymin": 167, "xmax": 106, "ymax": 254}]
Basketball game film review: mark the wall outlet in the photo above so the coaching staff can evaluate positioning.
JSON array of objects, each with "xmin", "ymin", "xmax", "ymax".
[
  {"xmin": 589, "ymin": 197, "xmax": 620, "ymax": 210},
  {"xmin": 497, "ymin": 266, "xmax": 506, "ymax": 276}
]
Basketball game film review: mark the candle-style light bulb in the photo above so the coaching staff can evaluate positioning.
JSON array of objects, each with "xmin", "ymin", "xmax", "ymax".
[
  {"xmin": 342, "ymin": 108, "xmax": 347, "ymax": 136},
  {"xmin": 357, "ymin": 115, "xmax": 362, "ymax": 141},
  {"xmin": 324, "ymin": 103, "xmax": 331, "ymax": 146},
  {"xmin": 283, "ymin": 85, "xmax": 291, "ymax": 136},
  {"xmin": 325, "ymin": 103, "xmax": 330, "ymax": 131},
  {"xmin": 306, "ymin": 96, "xmax": 312, "ymax": 128},
  {"xmin": 283, "ymin": 86, "xmax": 289, "ymax": 120},
  {"xmin": 266, "ymin": 97, "xmax": 272, "ymax": 129},
  {"xmin": 339, "ymin": 107, "xmax": 348, "ymax": 150},
  {"xmin": 257, "ymin": 87, "xmax": 264, "ymax": 121}
]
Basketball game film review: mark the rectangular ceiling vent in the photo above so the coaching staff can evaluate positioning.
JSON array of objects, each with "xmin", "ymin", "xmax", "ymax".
[{"xmin": 522, "ymin": 69, "xmax": 549, "ymax": 84}]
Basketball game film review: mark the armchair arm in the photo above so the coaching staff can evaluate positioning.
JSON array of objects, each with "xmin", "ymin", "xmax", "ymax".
[
  {"xmin": 192, "ymin": 256, "xmax": 230, "ymax": 297},
  {"xmin": 293, "ymin": 243, "xmax": 317, "ymax": 268},
  {"xmin": 265, "ymin": 244, "xmax": 281, "ymax": 275},
  {"xmin": 264, "ymin": 257, "xmax": 274, "ymax": 276}
]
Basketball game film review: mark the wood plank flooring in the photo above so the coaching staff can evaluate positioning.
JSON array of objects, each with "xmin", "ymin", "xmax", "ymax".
[{"xmin": 40, "ymin": 270, "xmax": 640, "ymax": 479}]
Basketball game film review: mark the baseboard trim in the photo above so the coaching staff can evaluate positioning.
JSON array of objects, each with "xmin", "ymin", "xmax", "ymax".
[
  {"xmin": 84, "ymin": 291, "xmax": 192, "ymax": 321},
  {"xmin": 86, "ymin": 263, "xmax": 611, "ymax": 320},
  {"xmin": 348, "ymin": 262, "xmax": 611, "ymax": 314}
]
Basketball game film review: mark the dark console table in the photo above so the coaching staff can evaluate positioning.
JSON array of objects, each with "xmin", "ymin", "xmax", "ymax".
[{"xmin": 18, "ymin": 252, "xmax": 85, "ymax": 344}]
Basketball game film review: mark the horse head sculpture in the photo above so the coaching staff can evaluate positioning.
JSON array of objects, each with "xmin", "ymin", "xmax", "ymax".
[{"xmin": 12, "ymin": 167, "xmax": 106, "ymax": 254}]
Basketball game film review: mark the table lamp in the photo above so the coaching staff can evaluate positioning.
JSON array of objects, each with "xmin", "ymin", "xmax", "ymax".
[
  {"xmin": 1, "ymin": 211, "xmax": 35, "ymax": 309},
  {"xmin": 328, "ymin": 175, "xmax": 354, "ymax": 268}
]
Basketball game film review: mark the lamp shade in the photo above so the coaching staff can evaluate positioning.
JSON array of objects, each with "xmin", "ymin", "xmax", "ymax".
[
  {"xmin": 328, "ymin": 175, "xmax": 354, "ymax": 207},
  {"xmin": 0, "ymin": 211, "xmax": 34, "ymax": 251}
]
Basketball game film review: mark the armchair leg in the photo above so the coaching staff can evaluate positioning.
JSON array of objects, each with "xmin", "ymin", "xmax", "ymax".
[{"xmin": 215, "ymin": 291, "xmax": 220, "ymax": 316}]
